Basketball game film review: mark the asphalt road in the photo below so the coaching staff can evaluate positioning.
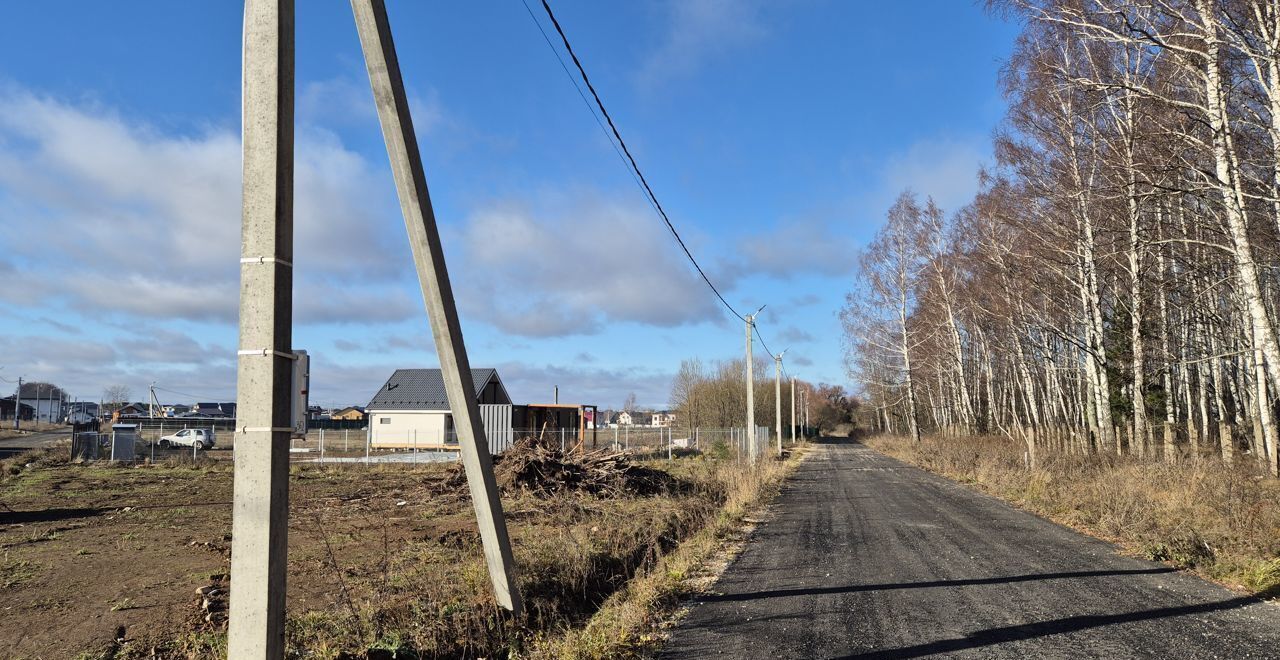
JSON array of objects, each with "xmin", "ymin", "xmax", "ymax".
[
  {"xmin": 0, "ymin": 427, "xmax": 72, "ymax": 458},
  {"xmin": 662, "ymin": 438, "xmax": 1280, "ymax": 659}
]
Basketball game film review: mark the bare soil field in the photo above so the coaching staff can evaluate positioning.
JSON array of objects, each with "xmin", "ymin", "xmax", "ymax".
[{"xmin": 0, "ymin": 441, "xmax": 781, "ymax": 659}]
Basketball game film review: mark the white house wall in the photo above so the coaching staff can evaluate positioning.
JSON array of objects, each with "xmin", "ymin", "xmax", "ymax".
[
  {"xmin": 368, "ymin": 410, "xmax": 451, "ymax": 448},
  {"xmin": 368, "ymin": 405, "xmax": 515, "ymax": 454}
]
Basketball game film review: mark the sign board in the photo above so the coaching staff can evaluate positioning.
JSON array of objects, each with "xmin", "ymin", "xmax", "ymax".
[{"xmin": 291, "ymin": 350, "xmax": 309, "ymax": 436}]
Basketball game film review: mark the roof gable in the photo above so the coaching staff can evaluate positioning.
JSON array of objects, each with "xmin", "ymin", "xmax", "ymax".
[{"xmin": 367, "ymin": 368, "xmax": 506, "ymax": 411}]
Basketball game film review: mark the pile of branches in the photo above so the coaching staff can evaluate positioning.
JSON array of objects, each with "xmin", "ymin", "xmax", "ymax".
[{"xmin": 448, "ymin": 436, "xmax": 683, "ymax": 497}]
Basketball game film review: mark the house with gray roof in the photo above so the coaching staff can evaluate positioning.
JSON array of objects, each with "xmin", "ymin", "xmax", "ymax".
[{"xmin": 366, "ymin": 368, "xmax": 513, "ymax": 449}]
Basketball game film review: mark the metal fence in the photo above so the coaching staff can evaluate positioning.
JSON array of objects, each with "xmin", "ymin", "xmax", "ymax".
[{"xmin": 64, "ymin": 423, "xmax": 794, "ymax": 468}]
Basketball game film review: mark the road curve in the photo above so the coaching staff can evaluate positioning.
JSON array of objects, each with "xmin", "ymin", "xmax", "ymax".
[{"xmin": 662, "ymin": 438, "xmax": 1280, "ymax": 659}]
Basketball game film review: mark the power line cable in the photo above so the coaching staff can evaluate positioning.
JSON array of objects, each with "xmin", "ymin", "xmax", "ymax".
[
  {"xmin": 756, "ymin": 327, "xmax": 779, "ymax": 361},
  {"xmin": 154, "ymin": 386, "xmax": 235, "ymax": 402},
  {"xmin": 518, "ymin": 0, "xmax": 656, "ymax": 217},
  {"xmin": 534, "ymin": 0, "xmax": 746, "ymax": 323},
  {"xmin": 525, "ymin": 0, "xmax": 801, "ymax": 378}
]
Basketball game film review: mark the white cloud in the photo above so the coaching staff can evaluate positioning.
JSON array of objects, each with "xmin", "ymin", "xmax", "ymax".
[
  {"xmin": 453, "ymin": 194, "xmax": 723, "ymax": 337},
  {"xmin": 0, "ymin": 330, "xmax": 236, "ymax": 404},
  {"xmin": 874, "ymin": 137, "xmax": 986, "ymax": 215},
  {"xmin": 724, "ymin": 216, "xmax": 859, "ymax": 281},
  {"xmin": 115, "ymin": 328, "xmax": 228, "ymax": 366},
  {"xmin": 299, "ymin": 77, "xmax": 377, "ymax": 127},
  {"xmin": 638, "ymin": 0, "xmax": 769, "ymax": 89},
  {"xmin": 495, "ymin": 361, "xmax": 674, "ymax": 410},
  {"xmin": 788, "ymin": 293, "xmax": 821, "ymax": 308},
  {"xmin": 0, "ymin": 87, "xmax": 409, "ymax": 325},
  {"xmin": 778, "ymin": 326, "xmax": 815, "ymax": 344},
  {"xmin": 332, "ymin": 332, "xmax": 435, "ymax": 355}
]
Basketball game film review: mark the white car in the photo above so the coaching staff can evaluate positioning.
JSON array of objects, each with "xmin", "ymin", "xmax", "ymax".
[{"xmin": 158, "ymin": 428, "xmax": 216, "ymax": 450}]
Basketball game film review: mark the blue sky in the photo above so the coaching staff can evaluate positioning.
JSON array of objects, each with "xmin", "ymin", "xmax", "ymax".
[{"xmin": 0, "ymin": 1, "xmax": 1017, "ymax": 410}]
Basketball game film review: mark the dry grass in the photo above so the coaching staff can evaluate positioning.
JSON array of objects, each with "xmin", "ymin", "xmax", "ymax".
[
  {"xmin": 0, "ymin": 422, "xmax": 68, "ymax": 440},
  {"xmin": 865, "ymin": 434, "xmax": 1280, "ymax": 598},
  {"xmin": 0, "ymin": 442, "xmax": 810, "ymax": 659},
  {"xmin": 536, "ymin": 446, "xmax": 810, "ymax": 659}
]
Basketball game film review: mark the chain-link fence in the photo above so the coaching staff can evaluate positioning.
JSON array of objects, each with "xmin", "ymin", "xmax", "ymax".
[{"xmin": 64, "ymin": 421, "xmax": 797, "ymax": 468}]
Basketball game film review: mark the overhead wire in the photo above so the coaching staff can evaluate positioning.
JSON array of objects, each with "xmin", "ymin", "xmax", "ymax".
[
  {"xmin": 532, "ymin": 0, "xmax": 747, "ymax": 323},
  {"xmin": 524, "ymin": 0, "xmax": 801, "ymax": 377},
  {"xmin": 153, "ymin": 386, "xmax": 235, "ymax": 402},
  {"xmin": 518, "ymin": 0, "xmax": 656, "ymax": 219}
]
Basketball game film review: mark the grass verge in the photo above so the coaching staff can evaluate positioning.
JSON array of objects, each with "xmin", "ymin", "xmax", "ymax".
[
  {"xmin": 864, "ymin": 434, "xmax": 1280, "ymax": 599},
  {"xmin": 534, "ymin": 444, "xmax": 810, "ymax": 659},
  {"xmin": 1, "ymin": 442, "xmax": 810, "ymax": 659}
]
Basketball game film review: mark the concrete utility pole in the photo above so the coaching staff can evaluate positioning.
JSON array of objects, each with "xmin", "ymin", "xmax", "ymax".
[
  {"xmin": 804, "ymin": 389, "xmax": 810, "ymax": 436},
  {"xmin": 790, "ymin": 377, "xmax": 796, "ymax": 445},
  {"xmin": 13, "ymin": 377, "xmax": 21, "ymax": 430},
  {"xmin": 745, "ymin": 310, "xmax": 761, "ymax": 461},
  {"xmin": 352, "ymin": 0, "xmax": 521, "ymax": 614},
  {"xmin": 228, "ymin": 1, "xmax": 295, "ymax": 657},
  {"xmin": 774, "ymin": 351, "xmax": 786, "ymax": 458}
]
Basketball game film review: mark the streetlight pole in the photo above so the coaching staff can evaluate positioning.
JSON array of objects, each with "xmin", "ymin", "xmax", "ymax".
[
  {"xmin": 790, "ymin": 376, "xmax": 796, "ymax": 446},
  {"xmin": 774, "ymin": 350, "xmax": 786, "ymax": 458},
  {"xmin": 804, "ymin": 389, "xmax": 810, "ymax": 437},
  {"xmin": 744, "ymin": 306, "xmax": 764, "ymax": 462},
  {"xmin": 13, "ymin": 377, "xmax": 21, "ymax": 431}
]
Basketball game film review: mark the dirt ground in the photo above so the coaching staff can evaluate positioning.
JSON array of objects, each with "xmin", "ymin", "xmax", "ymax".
[{"xmin": 0, "ymin": 444, "xmax": 724, "ymax": 659}]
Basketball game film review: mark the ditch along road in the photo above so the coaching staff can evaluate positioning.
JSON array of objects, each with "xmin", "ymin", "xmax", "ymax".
[{"xmin": 662, "ymin": 438, "xmax": 1280, "ymax": 659}]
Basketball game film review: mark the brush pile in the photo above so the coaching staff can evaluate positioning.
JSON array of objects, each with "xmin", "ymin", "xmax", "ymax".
[{"xmin": 448, "ymin": 436, "xmax": 683, "ymax": 497}]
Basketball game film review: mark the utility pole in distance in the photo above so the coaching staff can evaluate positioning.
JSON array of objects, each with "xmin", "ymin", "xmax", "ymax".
[
  {"xmin": 790, "ymin": 377, "xmax": 796, "ymax": 445},
  {"xmin": 13, "ymin": 377, "xmax": 22, "ymax": 430},
  {"xmin": 774, "ymin": 350, "xmax": 786, "ymax": 458},
  {"xmin": 804, "ymin": 389, "xmax": 810, "ymax": 436},
  {"xmin": 352, "ymin": 0, "xmax": 521, "ymax": 614},
  {"xmin": 745, "ymin": 307, "xmax": 763, "ymax": 462}
]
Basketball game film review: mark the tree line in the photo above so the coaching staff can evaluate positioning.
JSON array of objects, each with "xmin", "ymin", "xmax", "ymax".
[
  {"xmin": 843, "ymin": 0, "xmax": 1280, "ymax": 475},
  {"xmin": 668, "ymin": 357, "xmax": 857, "ymax": 435}
]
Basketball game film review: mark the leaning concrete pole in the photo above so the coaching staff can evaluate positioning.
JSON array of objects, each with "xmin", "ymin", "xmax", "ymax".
[
  {"xmin": 351, "ymin": 0, "xmax": 521, "ymax": 614},
  {"xmin": 774, "ymin": 353, "xmax": 784, "ymax": 458},
  {"xmin": 228, "ymin": 1, "xmax": 294, "ymax": 657},
  {"xmin": 745, "ymin": 314, "xmax": 757, "ymax": 461}
]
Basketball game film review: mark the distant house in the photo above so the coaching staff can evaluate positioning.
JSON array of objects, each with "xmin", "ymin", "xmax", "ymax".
[
  {"xmin": 650, "ymin": 411, "xmax": 676, "ymax": 428},
  {"xmin": 67, "ymin": 401, "xmax": 100, "ymax": 420},
  {"xmin": 14, "ymin": 383, "xmax": 68, "ymax": 422},
  {"xmin": 163, "ymin": 404, "xmax": 191, "ymax": 417},
  {"xmin": 0, "ymin": 397, "xmax": 34, "ymax": 421},
  {"xmin": 331, "ymin": 406, "xmax": 366, "ymax": 422},
  {"xmin": 614, "ymin": 411, "xmax": 633, "ymax": 427},
  {"xmin": 367, "ymin": 368, "xmax": 512, "ymax": 448},
  {"xmin": 195, "ymin": 402, "xmax": 224, "ymax": 417},
  {"xmin": 116, "ymin": 402, "xmax": 150, "ymax": 417},
  {"xmin": 630, "ymin": 411, "xmax": 653, "ymax": 427}
]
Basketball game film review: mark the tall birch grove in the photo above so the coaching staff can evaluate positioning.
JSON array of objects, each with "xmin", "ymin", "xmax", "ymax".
[{"xmin": 843, "ymin": 0, "xmax": 1280, "ymax": 476}]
